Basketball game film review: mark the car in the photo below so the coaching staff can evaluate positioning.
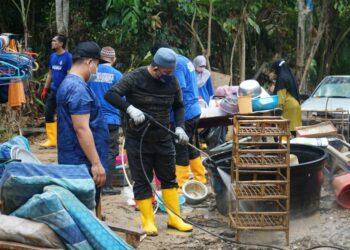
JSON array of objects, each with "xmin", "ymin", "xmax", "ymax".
[{"xmin": 301, "ymin": 75, "xmax": 350, "ymax": 140}]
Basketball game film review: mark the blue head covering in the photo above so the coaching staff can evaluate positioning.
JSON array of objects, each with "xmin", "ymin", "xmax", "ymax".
[{"xmin": 153, "ymin": 48, "xmax": 177, "ymax": 68}]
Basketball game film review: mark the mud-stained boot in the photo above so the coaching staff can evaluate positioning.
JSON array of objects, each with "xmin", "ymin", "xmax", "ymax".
[
  {"xmin": 175, "ymin": 165, "xmax": 190, "ymax": 188},
  {"xmin": 40, "ymin": 122, "xmax": 57, "ymax": 148},
  {"xmin": 189, "ymin": 156, "xmax": 207, "ymax": 184},
  {"xmin": 161, "ymin": 188, "xmax": 193, "ymax": 232},
  {"xmin": 136, "ymin": 198, "xmax": 158, "ymax": 236}
]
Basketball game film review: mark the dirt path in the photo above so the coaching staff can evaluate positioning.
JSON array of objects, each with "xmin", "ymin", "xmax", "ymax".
[{"xmin": 30, "ymin": 138, "xmax": 350, "ymax": 250}]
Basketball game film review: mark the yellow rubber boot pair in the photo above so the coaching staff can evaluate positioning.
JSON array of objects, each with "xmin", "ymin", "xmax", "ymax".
[
  {"xmin": 136, "ymin": 198, "xmax": 158, "ymax": 236},
  {"xmin": 162, "ymin": 188, "xmax": 193, "ymax": 232},
  {"xmin": 176, "ymin": 165, "xmax": 190, "ymax": 188},
  {"xmin": 189, "ymin": 156, "xmax": 207, "ymax": 184},
  {"xmin": 40, "ymin": 122, "xmax": 57, "ymax": 148}
]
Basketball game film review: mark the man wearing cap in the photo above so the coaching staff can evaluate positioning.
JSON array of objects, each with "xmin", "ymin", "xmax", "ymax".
[
  {"xmin": 151, "ymin": 41, "xmax": 207, "ymax": 188},
  {"xmin": 56, "ymin": 41, "xmax": 107, "ymax": 205},
  {"xmin": 88, "ymin": 46, "xmax": 122, "ymax": 196},
  {"xmin": 105, "ymin": 48, "xmax": 193, "ymax": 236}
]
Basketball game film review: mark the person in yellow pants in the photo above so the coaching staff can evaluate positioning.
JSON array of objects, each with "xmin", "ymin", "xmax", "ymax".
[
  {"xmin": 105, "ymin": 48, "xmax": 192, "ymax": 236},
  {"xmin": 272, "ymin": 59, "xmax": 302, "ymax": 135}
]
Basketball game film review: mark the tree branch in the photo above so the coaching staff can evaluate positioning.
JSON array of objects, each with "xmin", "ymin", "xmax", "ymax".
[
  {"xmin": 206, "ymin": 0, "xmax": 213, "ymax": 70},
  {"xmin": 10, "ymin": 0, "xmax": 22, "ymax": 15}
]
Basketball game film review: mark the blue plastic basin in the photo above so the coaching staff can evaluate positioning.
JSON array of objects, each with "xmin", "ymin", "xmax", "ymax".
[
  {"xmin": 252, "ymin": 95, "xmax": 279, "ymax": 111},
  {"xmin": 156, "ymin": 193, "xmax": 186, "ymax": 213}
]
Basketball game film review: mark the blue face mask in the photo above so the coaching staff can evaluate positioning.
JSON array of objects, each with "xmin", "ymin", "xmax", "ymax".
[{"xmin": 159, "ymin": 74, "xmax": 173, "ymax": 83}]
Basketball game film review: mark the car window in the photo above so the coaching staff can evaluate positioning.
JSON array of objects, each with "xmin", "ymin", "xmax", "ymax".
[{"xmin": 313, "ymin": 77, "xmax": 350, "ymax": 98}]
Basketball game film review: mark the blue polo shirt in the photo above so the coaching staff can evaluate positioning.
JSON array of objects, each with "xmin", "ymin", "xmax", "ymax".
[
  {"xmin": 87, "ymin": 64, "xmax": 122, "ymax": 125},
  {"xmin": 56, "ymin": 74, "xmax": 108, "ymax": 171},
  {"xmin": 49, "ymin": 51, "xmax": 72, "ymax": 92},
  {"xmin": 173, "ymin": 55, "xmax": 201, "ymax": 120}
]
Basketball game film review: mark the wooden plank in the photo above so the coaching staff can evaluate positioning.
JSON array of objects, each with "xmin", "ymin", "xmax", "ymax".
[
  {"xmin": 0, "ymin": 241, "xmax": 62, "ymax": 250},
  {"xmin": 106, "ymin": 222, "xmax": 145, "ymax": 236},
  {"xmin": 106, "ymin": 222, "xmax": 145, "ymax": 248}
]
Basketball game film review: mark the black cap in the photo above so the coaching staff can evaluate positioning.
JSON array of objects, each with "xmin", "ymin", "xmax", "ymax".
[{"xmin": 73, "ymin": 41, "xmax": 101, "ymax": 60}]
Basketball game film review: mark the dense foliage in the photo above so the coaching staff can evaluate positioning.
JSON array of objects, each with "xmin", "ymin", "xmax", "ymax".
[{"xmin": 1, "ymin": 0, "xmax": 350, "ymax": 91}]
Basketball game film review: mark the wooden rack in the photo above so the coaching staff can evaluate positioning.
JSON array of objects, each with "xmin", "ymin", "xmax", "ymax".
[{"xmin": 230, "ymin": 116, "xmax": 290, "ymax": 245}]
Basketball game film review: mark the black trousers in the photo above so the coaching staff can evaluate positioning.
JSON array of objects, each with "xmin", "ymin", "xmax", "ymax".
[
  {"xmin": 175, "ymin": 116, "xmax": 200, "ymax": 166},
  {"xmin": 44, "ymin": 91, "xmax": 57, "ymax": 122},
  {"xmin": 126, "ymin": 136, "xmax": 178, "ymax": 200},
  {"xmin": 105, "ymin": 124, "xmax": 119, "ymax": 188}
]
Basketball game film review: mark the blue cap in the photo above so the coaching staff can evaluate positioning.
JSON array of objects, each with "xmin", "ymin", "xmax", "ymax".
[{"xmin": 153, "ymin": 48, "xmax": 176, "ymax": 68}]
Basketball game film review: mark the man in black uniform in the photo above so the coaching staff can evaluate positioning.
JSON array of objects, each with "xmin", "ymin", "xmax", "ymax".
[{"xmin": 105, "ymin": 48, "xmax": 192, "ymax": 236}]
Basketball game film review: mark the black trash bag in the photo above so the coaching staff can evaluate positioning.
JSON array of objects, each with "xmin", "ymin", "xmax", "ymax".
[{"xmin": 199, "ymin": 126, "xmax": 226, "ymax": 150}]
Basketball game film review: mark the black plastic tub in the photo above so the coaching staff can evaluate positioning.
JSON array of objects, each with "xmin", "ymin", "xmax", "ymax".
[{"xmin": 204, "ymin": 143, "xmax": 327, "ymax": 218}]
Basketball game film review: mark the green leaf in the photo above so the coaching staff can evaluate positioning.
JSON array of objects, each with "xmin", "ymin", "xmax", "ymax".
[{"xmin": 247, "ymin": 17, "xmax": 260, "ymax": 35}]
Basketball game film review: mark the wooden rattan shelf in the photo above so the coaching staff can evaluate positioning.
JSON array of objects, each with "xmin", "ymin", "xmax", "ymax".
[
  {"xmin": 233, "ymin": 155, "xmax": 288, "ymax": 168},
  {"xmin": 230, "ymin": 115, "xmax": 290, "ymax": 245},
  {"xmin": 229, "ymin": 212, "xmax": 288, "ymax": 229},
  {"xmin": 231, "ymin": 183, "xmax": 288, "ymax": 200}
]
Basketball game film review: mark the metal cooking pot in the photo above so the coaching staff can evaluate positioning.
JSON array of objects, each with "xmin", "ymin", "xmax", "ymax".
[{"xmin": 238, "ymin": 79, "xmax": 262, "ymax": 98}]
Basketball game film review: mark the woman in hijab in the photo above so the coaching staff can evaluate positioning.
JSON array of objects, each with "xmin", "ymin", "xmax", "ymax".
[
  {"xmin": 193, "ymin": 55, "xmax": 213, "ymax": 104},
  {"xmin": 272, "ymin": 59, "xmax": 301, "ymax": 134}
]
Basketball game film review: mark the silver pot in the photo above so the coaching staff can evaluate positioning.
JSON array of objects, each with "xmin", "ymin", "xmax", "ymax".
[{"xmin": 238, "ymin": 79, "xmax": 262, "ymax": 98}]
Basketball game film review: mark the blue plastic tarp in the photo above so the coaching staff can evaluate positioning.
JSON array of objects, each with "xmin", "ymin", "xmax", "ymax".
[{"xmin": 0, "ymin": 162, "xmax": 95, "ymax": 214}]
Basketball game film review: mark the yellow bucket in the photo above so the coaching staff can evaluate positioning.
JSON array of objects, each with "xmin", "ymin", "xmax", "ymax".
[{"xmin": 238, "ymin": 96, "xmax": 252, "ymax": 113}]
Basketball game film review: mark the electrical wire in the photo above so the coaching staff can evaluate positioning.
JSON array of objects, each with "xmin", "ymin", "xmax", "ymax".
[
  {"xmin": 136, "ymin": 115, "xmax": 348, "ymax": 250},
  {"xmin": 305, "ymin": 246, "xmax": 346, "ymax": 250}
]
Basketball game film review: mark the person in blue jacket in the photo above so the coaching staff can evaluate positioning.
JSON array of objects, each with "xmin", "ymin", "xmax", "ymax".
[
  {"xmin": 151, "ymin": 41, "xmax": 207, "ymax": 187},
  {"xmin": 40, "ymin": 34, "xmax": 72, "ymax": 148},
  {"xmin": 88, "ymin": 46, "xmax": 122, "ymax": 195},
  {"xmin": 56, "ymin": 41, "xmax": 107, "ymax": 207},
  {"xmin": 193, "ymin": 55, "xmax": 214, "ymax": 105}
]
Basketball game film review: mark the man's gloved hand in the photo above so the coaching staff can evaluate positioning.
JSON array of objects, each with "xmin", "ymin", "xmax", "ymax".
[
  {"xmin": 41, "ymin": 87, "xmax": 49, "ymax": 99},
  {"xmin": 127, "ymin": 105, "xmax": 145, "ymax": 126},
  {"xmin": 175, "ymin": 127, "xmax": 189, "ymax": 145}
]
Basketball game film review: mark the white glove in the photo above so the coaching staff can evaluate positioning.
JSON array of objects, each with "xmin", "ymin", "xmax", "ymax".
[
  {"xmin": 126, "ymin": 105, "xmax": 145, "ymax": 126},
  {"xmin": 175, "ymin": 127, "xmax": 189, "ymax": 145}
]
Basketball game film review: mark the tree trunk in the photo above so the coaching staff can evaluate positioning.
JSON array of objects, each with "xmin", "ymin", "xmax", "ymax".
[
  {"xmin": 295, "ymin": 0, "xmax": 311, "ymax": 83},
  {"xmin": 240, "ymin": 24, "xmax": 246, "ymax": 82},
  {"xmin": 206, "ymin": 0, "xmax": 213, "ymax": 70},
  {"xmin": 299, "ymin": 0, "xmax": 328, "ymax": 93},
  {"xmin": 324, "ymin": 25, "xmax": 350, "ymax": 76},
  {"xmin": 10, "ymin": 0, "xmax": 31, "ymax": 51},
  {"xmin": 55, "ymin": 0, "xmax": 69, "ymax": 36},
  {"xmin": 190, "ymin": 4, "xmax": 197, "ymax": 59}
]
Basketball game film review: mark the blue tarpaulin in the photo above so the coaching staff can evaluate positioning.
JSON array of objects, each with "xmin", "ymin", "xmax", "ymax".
[
  {"xmin": 12, "ymin": 185, "xmax": 133, "ymax": 250},
  {"xmin": 0, "ymin": 162, "xmax": 96, "ymax": 214}
]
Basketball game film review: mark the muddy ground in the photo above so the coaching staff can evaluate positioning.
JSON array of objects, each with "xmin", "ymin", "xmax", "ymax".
[{"xmin": 29, "ymin": 134, "xmax": 350, "ymax": 250}]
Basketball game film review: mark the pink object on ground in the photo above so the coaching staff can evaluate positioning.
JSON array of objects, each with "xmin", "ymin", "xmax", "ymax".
[
  {"xmin": 116, "ymin": 154, "xmax": 127, "ymax": 165},
  {"xmin": 333, "ymin": 173, "xmax": 350, "ymax": 208}
]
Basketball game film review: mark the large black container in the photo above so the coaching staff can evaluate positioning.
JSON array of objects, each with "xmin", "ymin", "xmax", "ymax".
[{"xmin": 205, "ymin": 144, "xmax": 327, "ymax": 218}]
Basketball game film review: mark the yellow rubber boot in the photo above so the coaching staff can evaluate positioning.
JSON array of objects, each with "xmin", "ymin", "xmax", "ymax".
[
  {"xmin": 176, "ymin": 165, "xmax": 190, "ymax": 188},
  {"xmin": 136, "ymin": 198, "xmax": 158, "ymax": 236},
  {"xmin": 189, "ymin": 157, "xmax": 207, "ymax": 184},
  {"xmin": 162, "ymin": 188, "xmax": 193, "ymax": 232},
  {"xmin": 40, "ymin": 122, "xmax": 57, "ymax": 148}
]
